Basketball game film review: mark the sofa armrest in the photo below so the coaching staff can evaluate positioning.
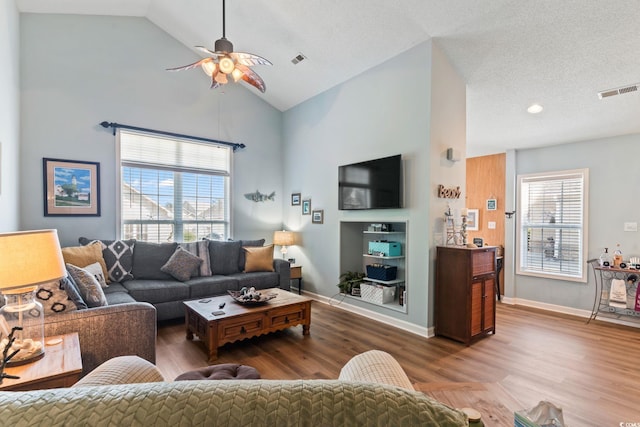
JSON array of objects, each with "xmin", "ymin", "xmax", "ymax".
[
  {"xmin": 43, "ymin": 302, "xmax": 157, "ymax": 376},
  {"xmin": 72, "ymin": 355, "xmax": 165, "ymax": 387},
  {"xmin": 338, "ymin": 350, "xmax": 414, "ymax": 390},
  {"xmin": 273, "ymin": 258, "xmax": 291, "ymax": 290}
]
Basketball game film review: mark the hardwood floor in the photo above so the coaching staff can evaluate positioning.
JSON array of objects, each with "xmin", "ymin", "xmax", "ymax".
[{"xmin": 156, "ymin": 300, "xmax": 640, "ymax": 426}]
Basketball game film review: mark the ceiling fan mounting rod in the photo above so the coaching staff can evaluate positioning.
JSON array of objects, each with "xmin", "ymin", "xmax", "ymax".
[{"xmin": 222, "ymin": 0, "xmax": 226, "ymax": 38}]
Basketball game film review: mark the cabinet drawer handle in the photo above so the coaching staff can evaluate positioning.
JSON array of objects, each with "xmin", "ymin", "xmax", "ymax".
[
  {"xmin": 240, "ymin": 326, "xmax": 246, "ymax": 334},
  {"xmin": 284, "ymin": 316, "xmax": 289, "ymax": 324}
]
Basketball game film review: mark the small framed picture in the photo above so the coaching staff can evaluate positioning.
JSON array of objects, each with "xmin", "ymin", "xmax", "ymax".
[
  {"xmin": 467, "ymin": 209, "xmax": 479, "ymax": 231},
  {"xmin": 302, "ymin": 199, "xmax": 311, "ymax": 215},
  {"xmin": 291, "ymin": 193, "xmax": 301, "ymax": 206},
  {"xmin": 312, "ymin": 209, "xmax": 324, "ymax": 224},
  {"xmin": 486, "ymin": 198, "xmax": 497, "ymax": 211}
]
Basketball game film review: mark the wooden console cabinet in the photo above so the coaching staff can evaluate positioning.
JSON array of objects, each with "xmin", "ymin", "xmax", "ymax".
[{"xmin": 435, "ymin": 246, "xmax": 496, "ymax": 345}]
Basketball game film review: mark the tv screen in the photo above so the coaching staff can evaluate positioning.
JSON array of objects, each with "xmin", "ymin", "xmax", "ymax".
[{"xmin": 338, "ymin": 154, "xmax": 402, "ymax": 210}]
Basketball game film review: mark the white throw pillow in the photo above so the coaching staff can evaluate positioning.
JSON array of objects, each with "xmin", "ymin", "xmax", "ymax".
[{"xmin": 83, "ymin": 261, "xmax": 108, "ymax": 288}]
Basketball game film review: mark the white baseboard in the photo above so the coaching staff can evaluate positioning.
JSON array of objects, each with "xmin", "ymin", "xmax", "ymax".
[
  {"xmin": 500, "ymin": 296, "xmax": 640, "ymax": 329},
  {"xmin": 304, "ymin": 291, "xmax": 431, "ymax": 338}
]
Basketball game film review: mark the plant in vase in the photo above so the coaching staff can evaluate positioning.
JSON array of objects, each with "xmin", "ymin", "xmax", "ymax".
[{"xmin": 337, "ymin": 271, "xmax": 365, "ymax": 295}]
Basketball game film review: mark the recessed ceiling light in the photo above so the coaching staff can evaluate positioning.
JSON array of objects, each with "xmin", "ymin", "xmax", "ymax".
[{"xmin": 527, "ymin": 103, "xmax": 543, "ymax": 114}]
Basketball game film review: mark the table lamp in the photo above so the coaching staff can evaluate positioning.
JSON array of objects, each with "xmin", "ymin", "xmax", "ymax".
[
  {"xmin": 0, "ymin": 230, "xmax": 66, "ymax": 365},
  {"xmin": 273, "ymin": 230, "xmax": 295, "ymax": 259}
]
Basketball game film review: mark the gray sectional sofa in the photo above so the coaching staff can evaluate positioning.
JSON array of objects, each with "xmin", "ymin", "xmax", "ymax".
[{"xmin": 81, "ymin": 238, "xmax": 291, "ymax": 321}]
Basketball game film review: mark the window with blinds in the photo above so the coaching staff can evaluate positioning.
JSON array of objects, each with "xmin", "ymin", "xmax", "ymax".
[
  {"xmin": 117, "ymin": 130, "xmax": 232, "ymax": 243},
  {"xmin": 517, "ymin": 169, "xmax": 589, "ymax": 282}
]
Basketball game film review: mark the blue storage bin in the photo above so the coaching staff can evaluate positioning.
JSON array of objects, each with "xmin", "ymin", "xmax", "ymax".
[
  {"xmin": 368, "ymin": 241, "xmax": 401, "ymax": 256},
  {"xmin": 366, "ymin": 265, "xmax": 398, "ymax": 281}
]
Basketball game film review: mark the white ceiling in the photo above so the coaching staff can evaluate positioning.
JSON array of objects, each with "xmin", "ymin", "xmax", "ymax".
[{"xmin": 15, "ymin": 0, "xmax": 640, "ymax": 156}]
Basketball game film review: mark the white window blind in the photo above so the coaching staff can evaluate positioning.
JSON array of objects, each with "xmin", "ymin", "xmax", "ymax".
[
  {"xmin": 118, "ymin": 130, "xmax": 232, "ymax": 243},
  {"xmin": 517, "ymin": 169, "xmax": 588, "ymax": 282}
]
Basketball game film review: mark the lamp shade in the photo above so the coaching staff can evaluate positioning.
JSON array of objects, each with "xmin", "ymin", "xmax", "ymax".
[
  {"xmin": 273, "ymin": 230, "xmax": 295, "ymax": 247},
  {"xmin": 0, "ymin": 229, "xmax": 66, "ymax": 291}
]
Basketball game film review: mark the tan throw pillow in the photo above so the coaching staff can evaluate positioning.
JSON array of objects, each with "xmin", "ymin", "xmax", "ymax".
[
  {"xmin": 66, "ymin": 263, "xmax": 108, "ymax": 308},
  {"xmin": 62, "ymin": 242, "xmax": 110, "ymax": 283},
  {"xmin": 243, "ymin": 245, "xmax": 275, "ymax": 273}
]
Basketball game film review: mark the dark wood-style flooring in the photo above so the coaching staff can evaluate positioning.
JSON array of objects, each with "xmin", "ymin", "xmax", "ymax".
[{"xmin": 156, "ymin": 300, "xmax": 640, "ymax": 426}]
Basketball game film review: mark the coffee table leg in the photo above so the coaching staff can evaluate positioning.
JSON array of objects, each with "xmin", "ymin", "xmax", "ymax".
[
  {"xmin": 302, "ymin": 324, "xmax": 310, "ymax": 335},
  {"xmin": 186, "ymin": 328, "xmax": 194, "ymax": 340}
]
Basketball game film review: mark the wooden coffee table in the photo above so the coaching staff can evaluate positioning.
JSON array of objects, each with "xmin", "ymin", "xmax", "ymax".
[
  {"xmin": 184, "ymin": 289, "xmax": 312, "ymax": 362},
  {"xmin": 0, "ymin": 333, "xmax": 82, "ymax": 391},
  {"xmin": 414, "ymin": 382, "xmax": 523, "ymax": 425}
]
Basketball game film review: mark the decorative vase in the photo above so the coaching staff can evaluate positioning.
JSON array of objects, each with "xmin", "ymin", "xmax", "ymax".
[{"xmin": 0, "ymin": 287, "xmax": 45, "ymax": 365}]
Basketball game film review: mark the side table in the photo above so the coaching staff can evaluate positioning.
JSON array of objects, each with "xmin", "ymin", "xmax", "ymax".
[
  {"xmin": 0, "ymin": 332, "xmax": 83, "ymax": 391},
  {"xmin": 290, "ymin": 265, "xmax": 302, "ymax": 294}
]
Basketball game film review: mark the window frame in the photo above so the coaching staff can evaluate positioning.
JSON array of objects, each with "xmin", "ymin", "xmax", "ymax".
[
  {"xmin": 116, "ymin": 129, "xmax": 233, "ymax": 243},
  {"xmin": 516, "ymin": 168, "xmax": 589, "ymax": 283}
]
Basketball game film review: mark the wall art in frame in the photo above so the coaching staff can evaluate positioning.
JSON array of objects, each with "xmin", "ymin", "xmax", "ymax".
[
  {"xmin": 312, "ymin": 209, "xmax": 324, "ymax": 224},
  {"xmin": 466, "ymin": 209, "xmax": 479, "ymax": 231},
  {"xmin": 291, "ymin": 193, "xmax": 301, "ymax": 206},
  {"xmin": 302, "ymin": 199, "xmax": 311, "ymax": 215},
  {"xmin": 43, "ymin": 158, "xmax": 101, "ymax": 216},
  {"xmin": 486, "ymin": 198, "xmax": 497, "ymax": 211}
]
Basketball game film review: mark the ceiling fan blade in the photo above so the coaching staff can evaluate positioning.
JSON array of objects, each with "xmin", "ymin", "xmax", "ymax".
[
  {"xmin": 235, "ymin": 63, "xmax": 266, "ymax": 93},
  {"xmin": 195, "ymin": 46, "xmax": 222, "ymax": 57},
  {"xmin": 166, "ymin": 58, "xmax": 211, "ymax": 72},
  {"xmin": 231, "ymin": 52, "xmax": 273, "ymax": 67}
]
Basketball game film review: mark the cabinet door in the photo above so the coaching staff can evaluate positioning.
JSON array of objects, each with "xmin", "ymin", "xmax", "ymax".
[
  {"xmin": 483, "ymin": 277, "xmax": 496, "ymax": 332},
  {"xmin": 470, "ymin": 280, "xmax": 483, "ymax": 336}
]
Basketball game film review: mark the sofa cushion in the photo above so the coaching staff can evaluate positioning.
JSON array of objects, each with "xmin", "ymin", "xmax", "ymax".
[
  {"xmin": 229, "ymin": 272, "xmax": 279, "ymax": 290},
  {"xmin": 105, "ymin": 291, "xmax": 138, "ymax": 305},
  {"xmin": 131, "ymin": 241, "xmax": 178, "ymax": 280},
  {"xmin": 184, "ymin": 275, "xmax": 239, "ymax": 299},
  {"xmin": 36, "ymin": 280, "xmax": 78, "ymax": 315},
  {"xmin": 180, "ymin": 241, "xmax": 212, "ymax": 277},
  {"xmin": 161, "ymin": 247, "xmax": 203, "ymax": 282},
  {"xmin": 61, "ymin": 242, "xmax": 110, "ymax": 283},
  {"xmin": 122, "ymin": 279, "xmax": 189, "ymax": 304},
  {"xmin": 66, "ymin": 263, "xmax": 108, "ymax": 308},
  {"xmin": 79, "ymin": 238, "xmax": 135, "ymax": 282},
  {"xmin": 243, "ymin": 245, "xmax": 275, "ymax": 273},
  {"xmin": 207, "ymin": 240, "xmax": 242, "ymax": 275},
  {"xmin": 237, "ymin": 239, "xmax": 266, "ymax": 270},
  {"xmin": 83, "ymin": 261, "xmax": 108, "ymax": 288}
]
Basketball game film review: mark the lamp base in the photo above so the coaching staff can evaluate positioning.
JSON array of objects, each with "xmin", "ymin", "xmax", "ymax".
[{"xmin": 6, "ymin": 349, "xmax": 44, "ymax": 366}]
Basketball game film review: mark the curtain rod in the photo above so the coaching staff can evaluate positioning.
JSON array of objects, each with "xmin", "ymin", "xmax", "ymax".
[{"xmin": 99, "ymin": 121, "xmax": 246, "ymax": 151}]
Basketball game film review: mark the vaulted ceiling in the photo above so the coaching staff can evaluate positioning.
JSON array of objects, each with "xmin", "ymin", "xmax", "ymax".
[{"xmin": 15, "ymin": 0, "xmax": 640, "ymax": 156}]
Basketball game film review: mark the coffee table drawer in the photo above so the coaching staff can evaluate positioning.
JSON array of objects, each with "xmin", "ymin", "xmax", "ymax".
[
  {"xmin": 218, "ymin": 314, "xmax": 264, "ymax": 343},
  {"xmin": 268, "ymin": 303, "xmax": 307, "ymax": 328}
]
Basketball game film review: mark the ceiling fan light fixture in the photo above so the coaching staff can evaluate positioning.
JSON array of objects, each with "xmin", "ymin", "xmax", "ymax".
[{"xmin": 166, "ymin": 0, "xmax": 271, "ymax": 93}]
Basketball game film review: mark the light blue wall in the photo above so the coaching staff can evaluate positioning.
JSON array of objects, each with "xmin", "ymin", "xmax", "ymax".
[
  {"xmin": 282, "ymin": 41, "xmax": 466, "ymax": 328},
  {"xmin": 19, "ymin": 14, "xmax": 283, "ymax": 247},
  {"xmin": 0, "ymin": 1, "xmax": 20, "ymax": 231},
  {"xmin": 507, "ymin": 133, "xmax": 640, "ymax": 311}
]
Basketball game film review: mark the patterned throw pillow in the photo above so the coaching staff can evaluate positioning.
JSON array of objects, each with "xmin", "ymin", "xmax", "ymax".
[
  {"xmin": 79, "ymin": 238, "xmax": 135, "ymax": 283},
  {"xmin": 66, "ymin": 263, "xmax": 108, "ymax": 308},
  {"xmin": 161, "ymin": 247, "xmax": 203, "ymax": 282},
  {"xmin": 61, "ymin": 275, "xmax": 88, "ymax": 310},
  {"xmin": 36, "ymin": 280, "xmax": 78, "ymax": 315},
  {"xmin": 180, "ymin": 241, "xmax": 212, "ymax": 277},
  {"xmin": 243, "ymin": 244, "xmax": 275, "ymax": 273},
  {"xmin": 83, "ymin": 261, "xmax": 108, "ymax": 288}
]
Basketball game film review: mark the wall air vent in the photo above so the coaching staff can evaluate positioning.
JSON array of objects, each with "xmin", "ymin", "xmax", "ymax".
[
  {"xmin": 598, "ymin": 83, "xmax": 639, "ymax": 99},
  {"xmin": 291, "ymin": 53, "xmax": 307, "ymax": 65}
]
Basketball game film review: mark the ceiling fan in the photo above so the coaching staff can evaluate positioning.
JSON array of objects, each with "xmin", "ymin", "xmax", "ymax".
[{"xmin": 167, "ymin": 0, "xmax": 272, "ymax": 93}]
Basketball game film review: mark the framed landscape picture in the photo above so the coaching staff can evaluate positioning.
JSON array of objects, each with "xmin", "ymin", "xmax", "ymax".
[
  {"xmin": 43, "ymin": 158, "xmax": 101, "ymax": 216},
  {"xmin": 467, "ymin": 209, "xmax": 479, "ymax": 231},
  {"xmin": 312, "ymin": 209, "xmax": 324, "ymax": 224},
  {"xmin": 291, "ymin": 193, "xmax": 301, "ymax": 206}
]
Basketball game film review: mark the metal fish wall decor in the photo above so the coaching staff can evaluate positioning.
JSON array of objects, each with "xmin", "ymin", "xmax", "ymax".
[{"xmin": 244, "ymin": 190, "xmax": 275, "ymax": 202}]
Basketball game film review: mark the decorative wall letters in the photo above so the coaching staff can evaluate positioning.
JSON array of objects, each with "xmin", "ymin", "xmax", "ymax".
[{"xmin": 438, "ymin": 185, "xmax": 461, "ymax": 199}]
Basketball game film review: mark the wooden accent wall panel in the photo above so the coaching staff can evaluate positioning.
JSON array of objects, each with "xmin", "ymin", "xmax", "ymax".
[{"xmin": 466, "ymin": 153, "xmax": 505, "ymax": 293}]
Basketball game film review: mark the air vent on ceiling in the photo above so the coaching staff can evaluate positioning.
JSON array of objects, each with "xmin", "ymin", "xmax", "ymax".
[
  {"xmin": 598, "ymin": 83, "xmax": 639, "ymax": 99},
  {"xmin": 291, "ymin": 53, "xmax": 307, "ymax": 65}
]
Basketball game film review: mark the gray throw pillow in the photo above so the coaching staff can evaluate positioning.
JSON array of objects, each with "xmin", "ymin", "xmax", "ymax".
[
  {"xmin": 180, "ymin": 241, "xmax": 212, "ymax": 277},
  {"xmin": 62, "ymin": 274, "xmax": 88, "ymax": 310},
  {"xmin": 79, "ymin": 237, "xmax": 136, "ymax": 282},
  {"xmin": 66, "ymin": 263, "xmax": 108, "ymax": 308},
  {"xmin": 161, "ymin": 247, "xmax": 203, "ymax": 282},
  {"xmin": 131, "ymin": 241, "xmax": 178, "ymax": 280},
  {"xmin": 207, "ymin": 240, "xmax": 242, "ymax": 275}
]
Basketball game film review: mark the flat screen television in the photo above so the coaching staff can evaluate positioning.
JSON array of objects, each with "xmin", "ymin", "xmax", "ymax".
[{"xmin": 338, "ymin": 154, "xmax": 402, "ymax": 210}]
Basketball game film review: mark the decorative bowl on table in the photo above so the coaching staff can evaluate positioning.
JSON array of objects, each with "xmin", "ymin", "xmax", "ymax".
[{"xmin": 228, "ymin": 290, "xmax": 277, "ymax": 305}]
